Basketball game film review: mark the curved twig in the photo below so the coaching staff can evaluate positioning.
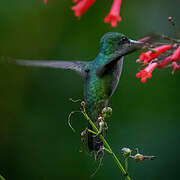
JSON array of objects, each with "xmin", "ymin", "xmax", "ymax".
[
  {"xmin": 69, "ymin": 98, "xmax": 82, "ymax": 103},
  {"xmin": 68, "ymin": 110, "xmax": 81, "ymax": 132}
]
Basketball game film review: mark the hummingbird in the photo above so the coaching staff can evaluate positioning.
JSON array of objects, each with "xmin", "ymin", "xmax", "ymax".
[{"xmin": 3, "ymin": 32, "xmax": 143, "ymax": 155}]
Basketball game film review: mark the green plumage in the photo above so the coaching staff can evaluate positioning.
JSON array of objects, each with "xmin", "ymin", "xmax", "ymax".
[
  {"xmin": 83, "ymin": 32, "xmax": 142, "ymax": 152},
  {"xmin": 84, "ymin": 51, "xmax": 124, "ymax": 152},
  {"xmin": 3, "ymin": 32, "xmax": 143, "ymax": 155}
]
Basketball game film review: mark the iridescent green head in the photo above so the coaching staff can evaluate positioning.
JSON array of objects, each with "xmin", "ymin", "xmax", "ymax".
[{"xmin": 100, "ymin": 32, "xmax": 142, "ymax": 57}]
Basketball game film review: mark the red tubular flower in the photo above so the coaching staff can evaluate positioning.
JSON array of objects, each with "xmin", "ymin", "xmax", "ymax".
[
  {"xmin": 158, "ymin": 56, "xmax": 172, "ymax": 68},
  {"xmin": 73, "ymin": 0, "xmax": 83, "ymax": 3},
  {"xmin": 136, "ymin": 70, "xmax": 152, "ymax": 83},
  {"xmin": 136, "ymin": 63, "xmax": 158, "ymax": 83},
  {"xmin": 72, "ymin": 0, "xmax": 95, "ymax": 17},
  {"xmin": 104, "ymin": 0, "xmax": 122, "ymax": 27},
  {"xmin": 171, "ymin": 46, "xmax": 180, "ymax": 62},
  {"xmin": 44, "ymin": 0, "xmax": 48, "ymax": 4},
  {"xmin": 139, "ymin": 45, "xmax": 172, "ymax": 64}
]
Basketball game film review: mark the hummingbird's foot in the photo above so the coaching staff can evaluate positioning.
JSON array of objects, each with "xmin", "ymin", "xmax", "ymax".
[
  {"xmin": 93, "ymin": 116, "xmax": 105, "ymax": 137},
  {"xmin": 100, "ymin": 107, "xmax": 111, "ymax": 136}
]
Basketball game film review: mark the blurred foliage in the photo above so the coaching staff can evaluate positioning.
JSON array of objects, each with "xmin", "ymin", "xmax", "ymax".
[{"xmin": 0, "ymin": 0, "xmax": 179, "ymax": 180}]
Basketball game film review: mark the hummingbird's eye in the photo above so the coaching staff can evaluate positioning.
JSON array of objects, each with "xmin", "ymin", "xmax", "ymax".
[
  {"xmin": 121, "ymin": 37, "xmax": 129, "ymax": 43},
  {"xmin": 118, "ymin": 37, "xmax": 129, "ymax": 46}
]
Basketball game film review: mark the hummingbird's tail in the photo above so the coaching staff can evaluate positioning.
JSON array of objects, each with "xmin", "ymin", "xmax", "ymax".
[
  {"xmin": 84, "ymin": 103, "xmax": 106, "ymax": 157},
  {"xmin": 88, "ymin": 124, "xmax": 103, "ymax": 156}
]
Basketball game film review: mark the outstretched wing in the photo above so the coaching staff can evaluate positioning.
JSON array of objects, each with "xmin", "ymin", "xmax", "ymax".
[{"xmin": 2, "ymin": 57, "xmax": 88, "ymax": 77}]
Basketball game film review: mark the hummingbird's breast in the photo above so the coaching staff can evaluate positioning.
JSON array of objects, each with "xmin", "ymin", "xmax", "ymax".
[{"xmin": 84, "ymin": 57, "xmax": 123, "ymax": 120}]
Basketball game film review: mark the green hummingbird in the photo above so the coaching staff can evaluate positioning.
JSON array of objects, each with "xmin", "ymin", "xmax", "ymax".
[{"xmin": 3, "ymin": 32, "xmax": 143, "ymax": 154}]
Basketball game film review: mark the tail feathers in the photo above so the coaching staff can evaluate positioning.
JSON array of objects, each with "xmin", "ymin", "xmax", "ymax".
[{"xmin": 88, "ymin": 124, "xmax": 103, "ymax": 153}]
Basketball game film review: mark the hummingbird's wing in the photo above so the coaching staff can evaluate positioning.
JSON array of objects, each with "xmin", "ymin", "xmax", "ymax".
[
  {"xmin": 2, "ymin": 57, "xmax": 88, "ymax": 77},
  {"xmin": 96, "ymin": 57, "xmax": 123, "ymax": 77}
]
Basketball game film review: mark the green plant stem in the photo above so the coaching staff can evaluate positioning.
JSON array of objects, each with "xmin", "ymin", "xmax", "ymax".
[
  {"xmin": 82, "ymin": 111, "xmax": 131, "ymax": 180},
  {"xmin": 88, "ymin": 129, "xmax": 96, "ymax": 135},
  {"xmin": 0, "ymin": 175, "xmax": 6, "ymax": 180},
  {"xmin": 124, "ymin": 157, "xmax": 129, "ymax": 180},
  {"xmin": 124, "ymin": 157, "xmax": 128, "ymax": 172},
  {"xmin": 125, "ymin": 157, "xmax": 128, "ymax": 172}
]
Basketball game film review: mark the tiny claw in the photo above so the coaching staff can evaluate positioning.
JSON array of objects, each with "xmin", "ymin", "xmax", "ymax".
[{"xmin": 93, "ymin": 119, "xmax": 105, "ymax": 137}]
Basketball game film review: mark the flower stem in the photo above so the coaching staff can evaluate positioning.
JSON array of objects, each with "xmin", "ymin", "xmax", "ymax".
[
  {"xmin": 125, "ymin": 157, "xmax": 128, "ymax": 172},
  {"xmin": 124, "ymin": 157, "xmax": 129, "ymax": 180},
  {"xmin": 82, "ymin": 111, "xmax": 131, "ymax": 180},
  {"xmin": 0, "ymin": 175, "xmax": 6, "ymax": 180}
]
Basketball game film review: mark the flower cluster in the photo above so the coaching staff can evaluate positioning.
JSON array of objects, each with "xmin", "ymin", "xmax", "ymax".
[
  {"xmin": 44, "ymin": 0, "xmax": 123, "ymax": 27},
  {"xmin": 136, "ymin": 43, "xmax": 180, "ymax": 83}
]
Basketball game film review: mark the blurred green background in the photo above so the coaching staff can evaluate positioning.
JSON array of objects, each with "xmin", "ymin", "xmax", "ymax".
[{"xmin": 0, "ymin": 0, "xmax": 179, "ymax": 179}]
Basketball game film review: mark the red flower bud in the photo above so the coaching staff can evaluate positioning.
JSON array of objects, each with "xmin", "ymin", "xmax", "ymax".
[
  {"xmin": 104, "ymin": 0, "xmax": 122, "ymax": 27},
  {"xmin": 72, "ymin": 0, "xmax": 95, "ymax": 17}
]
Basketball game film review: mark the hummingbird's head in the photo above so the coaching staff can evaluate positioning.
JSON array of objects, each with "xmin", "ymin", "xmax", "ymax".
[{"xmin": 100, "ymin": 32, "xmax": 142, "ymax": 57}]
